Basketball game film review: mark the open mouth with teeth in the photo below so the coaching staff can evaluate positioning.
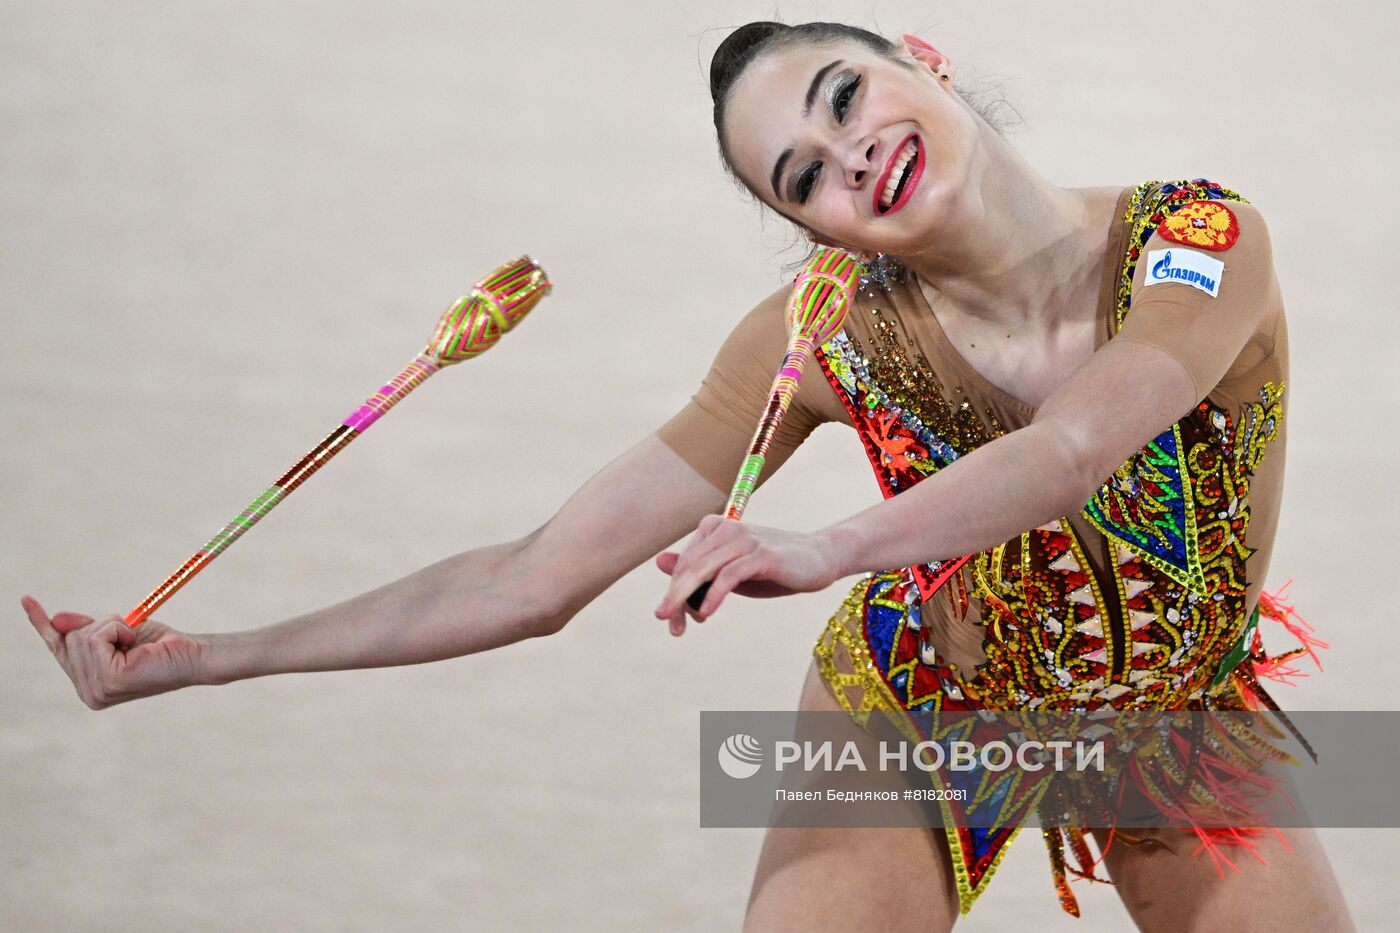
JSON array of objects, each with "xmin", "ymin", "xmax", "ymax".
[{"xmin": 873, "ymin": 134, "xmax": 924, "ymax": 216}]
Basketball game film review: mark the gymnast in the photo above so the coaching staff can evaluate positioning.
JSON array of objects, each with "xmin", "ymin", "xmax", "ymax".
[{"xmin": 24, "ymin": 20, "xmax": 1352, "ymax": 930}]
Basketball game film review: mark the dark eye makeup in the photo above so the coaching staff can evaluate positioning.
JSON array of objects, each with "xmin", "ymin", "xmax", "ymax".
[
  {"xmin": 829, "ymin": 71, "xmax": 861, "ymax": 122},
  {"xmin": 791, "ymin": 70, "xmax": 862, "ymax": 204}
]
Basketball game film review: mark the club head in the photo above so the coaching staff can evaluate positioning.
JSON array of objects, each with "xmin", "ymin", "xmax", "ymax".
[
  {"xmin": 429, "ymin": 256, "xmax": 552, "ymax": 364},
  {"xmin": 787, "ymin": 247, "xmax": 858, "ymax": 344}
]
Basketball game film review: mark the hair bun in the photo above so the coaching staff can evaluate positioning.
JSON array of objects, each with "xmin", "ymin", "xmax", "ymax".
[{"xmin": 709, "ymin": 21, "xmax": 789, "ymax": 103}]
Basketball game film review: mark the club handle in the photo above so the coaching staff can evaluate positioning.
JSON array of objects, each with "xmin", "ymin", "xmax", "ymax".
[
  {"xmin": 123, "ymin": 424, "xmax": 362, "ymax": 626},
  {"xmin": 686, "ymin": 581, "xmax": 712, "ymax": 613},
  {"xmin": 124, "ymin": 354, "xmax": 442, "ymax": 627}
]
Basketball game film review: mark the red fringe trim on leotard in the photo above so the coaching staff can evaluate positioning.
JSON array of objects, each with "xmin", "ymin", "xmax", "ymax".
[
  {"xmin": 1041, "ymin": 583, "xmax": 1325, "ymax": 916},
  {"xmin": 1252, "ymin": 582, "xmax": 1329, "ymax": 686}
]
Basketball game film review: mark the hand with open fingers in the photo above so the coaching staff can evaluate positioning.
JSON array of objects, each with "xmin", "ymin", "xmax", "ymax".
[
  {"xmin": 653, "ymin": 515, "xmax": 839, "ymax": 636},
  {"xmin": 21, "ymin": 596, "xmax": 208, "ymax": 709}
]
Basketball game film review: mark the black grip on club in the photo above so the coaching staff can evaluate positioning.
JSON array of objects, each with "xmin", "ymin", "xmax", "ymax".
[{"xmin": 686, "ymin": 581, "xmax": 712, "ymax": 613}]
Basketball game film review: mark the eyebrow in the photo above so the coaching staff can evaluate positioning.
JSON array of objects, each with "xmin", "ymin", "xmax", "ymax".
[
  {"xmin": 805, "ymin": 59, "xmax": 842, "ymax": 115},
  {"xmin": 769, "ymin": 59, "xmax": 844, "ymax": 200}
]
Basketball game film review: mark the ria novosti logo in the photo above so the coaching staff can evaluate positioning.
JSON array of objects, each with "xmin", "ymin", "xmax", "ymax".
[
  {"xmin": 717, "ymin": 733, "xmax": 764, "ymax": 779},
  {"xmin": 715, "ymin": 734, "xmax": 1106, "ymax": 778}
]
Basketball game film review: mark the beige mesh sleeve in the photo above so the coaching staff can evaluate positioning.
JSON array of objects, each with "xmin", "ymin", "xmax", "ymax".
[
  {"xmin": 653, "ymin": 285, "xmax": 831, "ymax": 492},
  {"xmin": 1115, "ymin": 201, "xmax": 1281, "ymax": 400}
]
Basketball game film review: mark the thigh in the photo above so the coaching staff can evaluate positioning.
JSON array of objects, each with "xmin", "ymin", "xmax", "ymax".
[
  {"xmin": 1092, "ymin": 826, "xmax": 1354, "ymax": 932},
  {"xmin": 743, "ymin": 660, "xmax": 961, "ymax": 933}
]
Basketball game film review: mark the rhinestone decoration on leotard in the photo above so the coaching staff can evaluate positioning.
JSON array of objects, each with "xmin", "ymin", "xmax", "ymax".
[
  {"xmin": 1115, "ymin": 180, "xmax": 1246, "ymax": 329},
  {"xmin": 817, "ymin": 289, "xmax": 1007, "ymax": 605}
]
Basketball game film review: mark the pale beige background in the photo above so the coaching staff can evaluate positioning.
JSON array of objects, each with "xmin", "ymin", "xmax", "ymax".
[{"xmin": 3, "ymin": 2, "xmax": 1396, "ymax": 930}]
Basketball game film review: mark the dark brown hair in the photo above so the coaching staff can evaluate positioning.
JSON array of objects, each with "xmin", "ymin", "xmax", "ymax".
[{"xmin": 709, "ymin": 22, "xmax": 901, "ymax": 182}]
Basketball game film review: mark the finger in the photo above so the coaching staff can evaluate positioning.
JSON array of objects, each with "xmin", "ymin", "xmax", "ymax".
[
  {"xmin": 679, "ymin": 594, "xmax": 706, "ymax": 629},
  {"xmin": 96, "ymin": 616, "xmax": 140, "ymax": 655},
  {"xmin": 66, "ymin": 616, "xmax": 126, "ymax": 707},
  {"xmin": 662, "ymin": 538, "xmax": 754, "ymax": 619},
  {"xmin": 658, "ymin": 523, "xmax": 752, "ymax": 622},
  {"xmin": 702, "ymin": 554, "xmax": 767, "ymax": 617},
  {"xmin": 666, "ymin": 596, "xmax": 688, "ymax": 636},
  {"xmin": 669, "ymin": 527, "xmax": 725, "ymax": 583},
  {"xmin": 64, "ymin": 622, "xmax": 94, "ymax": 694},
  {"xmin": 682, "ymin": 590, "xmax": 706, "ymax": 624},
  {"xmin": 21, "ymin": 596, "xmax": 63, "ymax": 653},
  {"xmin": 89, "ymin": 618, "xmax": 140, "ymax": 698},
  {"xmin": 669, "ymin": 583, "xmax": 704, "ymax": 635},
  {"xmin": 657, "ymin": 536, "xmax": 740, "ymax": 617},
  {"xmin": 51, "ymin": 611, "xmax": 97, "ymax": 635},
  {"xmin": 675, "ymin": 515, "xmax": 743, "ymax": 575}
]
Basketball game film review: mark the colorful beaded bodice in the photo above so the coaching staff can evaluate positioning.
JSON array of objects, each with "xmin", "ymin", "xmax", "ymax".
[{"xmin": 814, "ymin": 180, "xmax": 1283, "ymax": 713}]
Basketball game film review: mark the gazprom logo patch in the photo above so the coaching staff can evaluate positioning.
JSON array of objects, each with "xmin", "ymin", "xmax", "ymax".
[{"xmin": 1146, "ymin": 248, "xmax": 1224, "ymax": 298}]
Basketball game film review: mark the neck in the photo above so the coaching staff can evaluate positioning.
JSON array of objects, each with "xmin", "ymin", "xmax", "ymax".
[{"xmin": 899, "ymin": 124, "xmax": 1116, "ymax": 330}]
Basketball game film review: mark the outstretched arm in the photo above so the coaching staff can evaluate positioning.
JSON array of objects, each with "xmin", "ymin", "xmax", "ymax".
[{"xmin": 25, "ymin": 434, "xmax": 724, "ymax": 708}]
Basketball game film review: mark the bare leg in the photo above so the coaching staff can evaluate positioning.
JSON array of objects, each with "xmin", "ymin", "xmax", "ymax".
[
  {"xmin": 743, "ymin": 660, "xmax": 961, "ymax": 932},
  {"xmin": 1091, "ymin": 826, "xmax": 1354, "ymax": 932}
]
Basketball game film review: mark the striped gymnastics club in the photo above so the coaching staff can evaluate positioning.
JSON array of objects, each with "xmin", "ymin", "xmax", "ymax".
[
  {"xmin": 687, "ymin": 248, "xmax": 860, "ymax": 612},
  {"xmin": 123, "ymin": 256, "xmax": 552, "ymax": 627}
]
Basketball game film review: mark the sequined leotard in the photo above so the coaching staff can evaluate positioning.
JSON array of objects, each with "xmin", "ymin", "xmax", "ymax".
[{"xmin": 655, "ymin": 180, "xmax": 1316, "ymax": 916}]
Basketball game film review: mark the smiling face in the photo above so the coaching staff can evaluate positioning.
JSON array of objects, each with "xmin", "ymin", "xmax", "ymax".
[{"xmin": 721, "ymin": 39, "xmax": 983, "ymax": 256}]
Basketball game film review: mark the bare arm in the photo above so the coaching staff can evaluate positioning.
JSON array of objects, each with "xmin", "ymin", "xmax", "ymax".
[
  {"xmin": 25, "ymin": 435, "xmax": 724, "ymax": 707},
  {"xmin": 823, "ymin": 202, "xmax": 1281, "ymax": 575},
  {"xmin": 27, "ymin": 280, "xmax": 833, "ymax": 703},
  {"xmin": 204, "ymin": 434, "xmax": 725, "ymax": 680},
  {"xmin": 817, "ymin": 337, "xmax": 1196, "ymax": 573},
  {"xmin": 657, "ymin": 202, "xmax": 1281, "ymax": 620},
  {"xmin": 656, "ymin": 339, "xmax": 1194, "ymax": 619}
]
